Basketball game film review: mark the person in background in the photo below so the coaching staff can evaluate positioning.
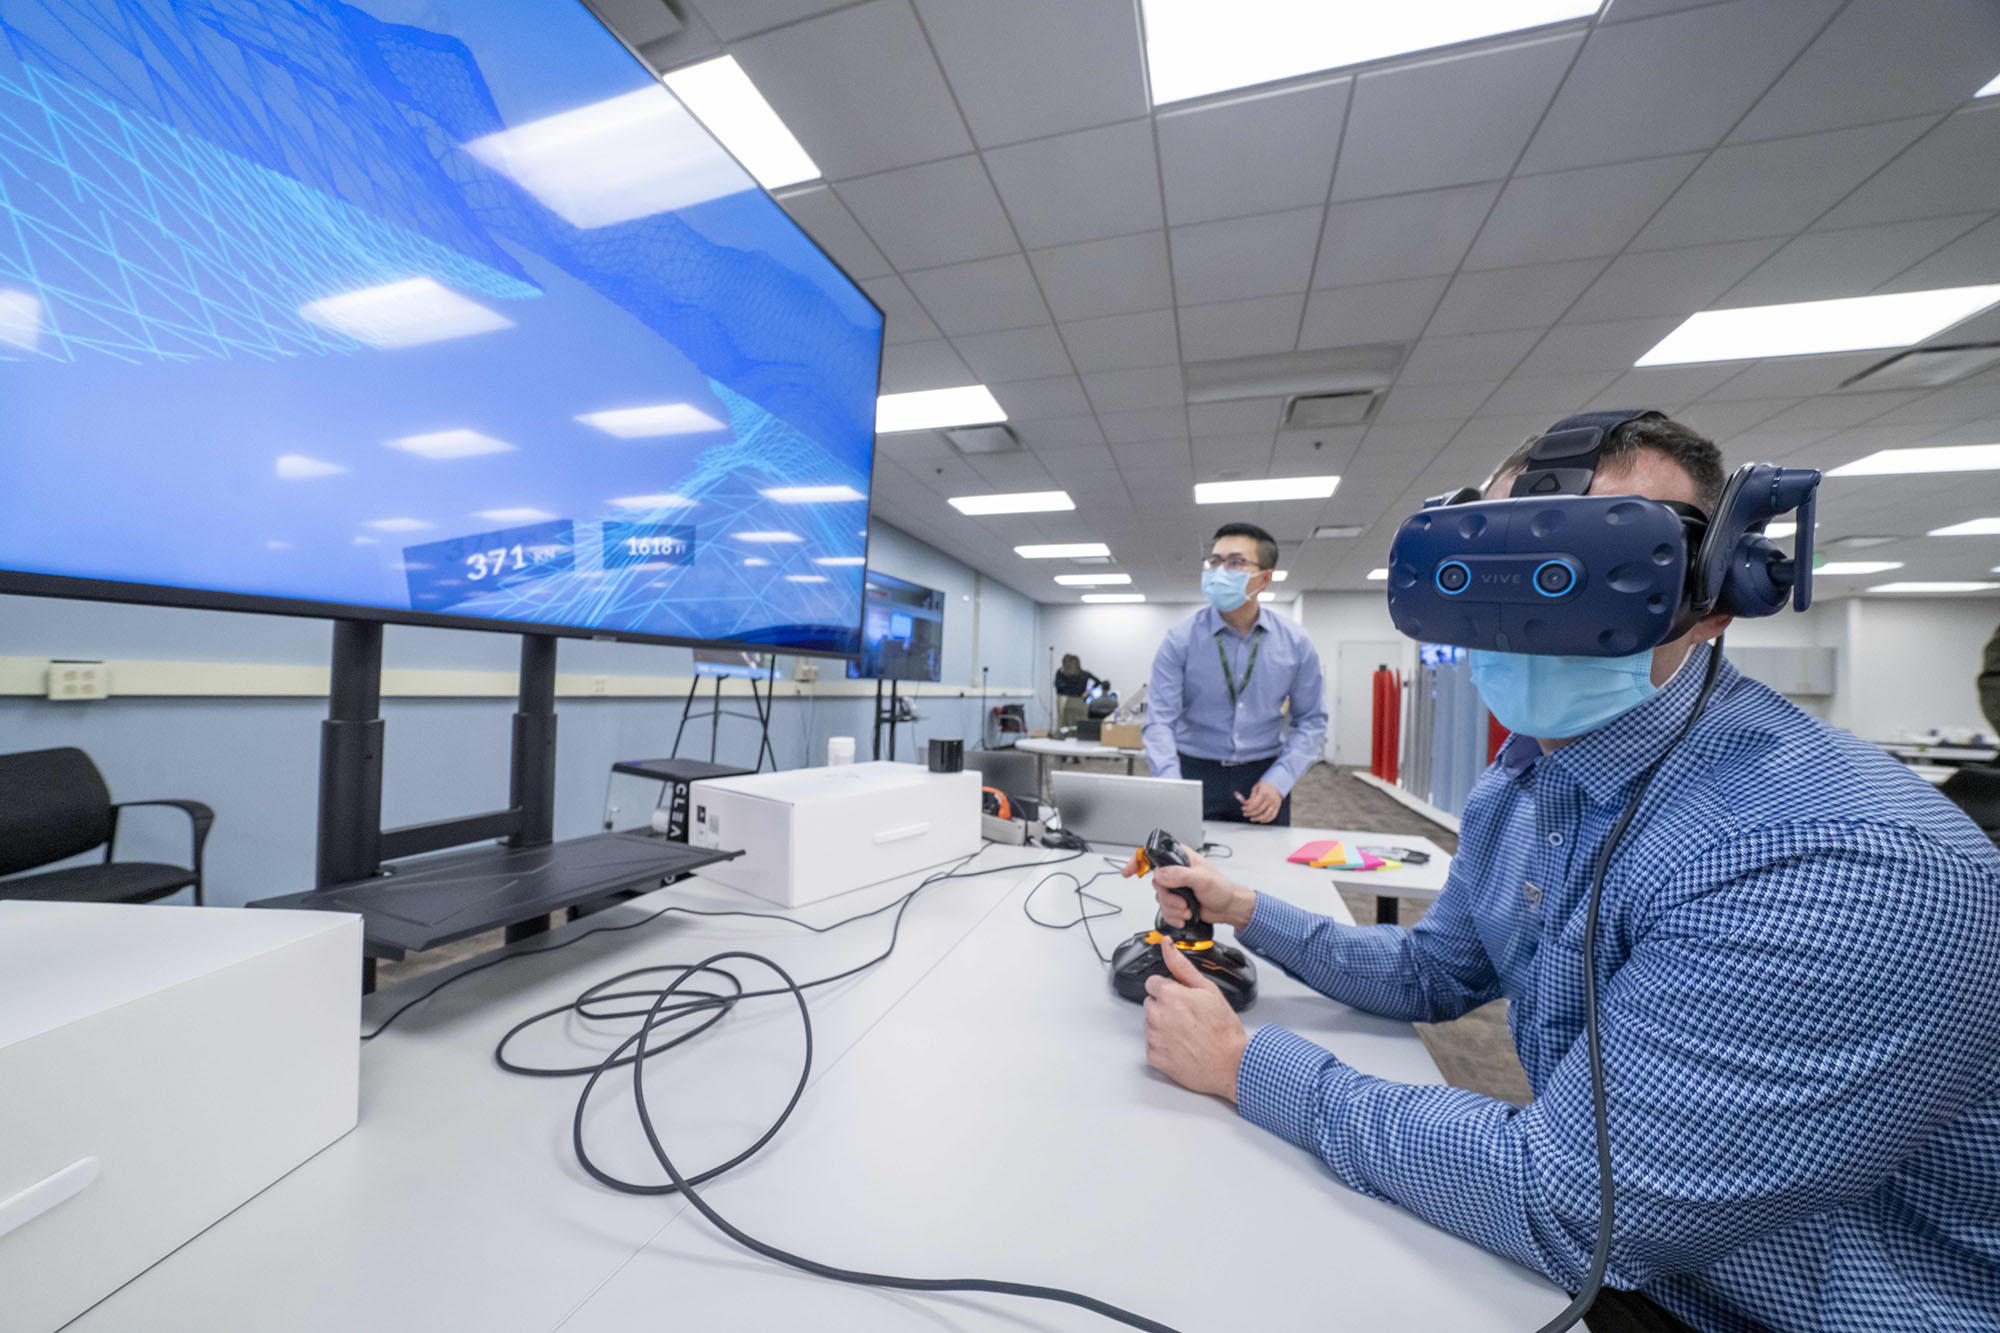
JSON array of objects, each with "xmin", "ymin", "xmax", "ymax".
[
  {"xmin": 1142, "ymin": 522, "xmax": 1327, "ymax": 826},
  {"xmin": 1979, "ymin": 623, "xmax": 2000, "ymax": 736},
  {"xmin": 1054, "ymin": 653, "xmax": 1103, "ymax": 733}
]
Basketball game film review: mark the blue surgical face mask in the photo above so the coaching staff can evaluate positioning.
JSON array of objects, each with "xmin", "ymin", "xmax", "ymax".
[
  {"xmin": 1201, "ymin": 566, "xmax": 1251, "ymax": 612},
  {"xmin": 1468, "ymin": 649, "xmax": 1659, "ymax": 740}
]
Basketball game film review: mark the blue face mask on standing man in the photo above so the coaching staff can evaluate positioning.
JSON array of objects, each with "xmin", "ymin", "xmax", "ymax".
[{"xmin": 1201, "ymin": 566, "xmax": 1253, "ymax": 612}]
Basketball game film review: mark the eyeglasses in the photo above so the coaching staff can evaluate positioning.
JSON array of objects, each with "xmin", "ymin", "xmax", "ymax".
[{"xmin": 1201, "ymin": 554, "xmax": 1269, "ymax": 573}]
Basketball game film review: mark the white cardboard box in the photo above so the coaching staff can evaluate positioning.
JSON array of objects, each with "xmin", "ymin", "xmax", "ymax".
[
  {"xmin": 689, "ymin": 761, "xmax": 981, "ymax": 906},
  {"xmin": 0, "ymin": 902, "xmax": 360, "ymax": 1333}
]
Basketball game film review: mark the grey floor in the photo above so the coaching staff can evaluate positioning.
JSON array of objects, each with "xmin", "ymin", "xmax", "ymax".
[{"xmin": 377, "ymin": 761, "xmax": 1534, "ymax": 1106}]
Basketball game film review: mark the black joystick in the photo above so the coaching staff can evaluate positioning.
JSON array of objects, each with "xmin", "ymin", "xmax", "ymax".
[{"xmin": 1110, "ymin": 829, "xmax": 1257, "ymax": 1012}]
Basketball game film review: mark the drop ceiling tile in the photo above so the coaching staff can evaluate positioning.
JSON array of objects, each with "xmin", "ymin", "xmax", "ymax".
[
  {"xmin": 992, "ymin": 377, "xmax": 1092, "ymax": 422},
  {"xmin": 1466, "ymin": 154, "xmax": 1703, "ymax": 270},
  {"xmin": 1633, "ymin": 118, "xmax": 1936, "ymax": 251},
  {"xmin": 1177, "ymin": 294, "xmax": 1306, "ymax": 361},
  {"xmin": 1157, "ymin": 78, "xmax": 1346, "ymax": 227},
  {"xmin": 1674, "ymin": 399, "xmax": 1797, "ymax": 439},
  {"xmin": 1011, "ymin": 410, "xmax": 1104, "ymax": 444},
  {"xmin": 1512, "ymin": 316, "xmax": 1683, "ymax": 375},
  {"xmin": 1756, "ymin": 391, "xmax": 1927, "ymax": 433},
  {"xmin": 1313, "ymin": 184, "xmax": 1502, "ymax": 288},
  {"xmin": 1334, "ymin": 33, "xmax": 1581, "ymax": 202},
  {"xmin": 1819, "ymin": 104, "xmax": 2000, "ymax": 229},
  {"xmin": 1600, "ymin": 0, "xmax": 1740, "ymax": 19},
  {"xmin": 966, "ymin": 451, "xmax": 1059, "ymax": 489},
  {"xmin": 1397, "ymin": 328, "xmax": 1542, "ymax": 386},
  {"xmin": 775, "ymin": 186, "xmax": 893, "ymax": 279},
  {"xmin": 1879, "ymin": 215, "xmax": 2000, "ymax": 293},
  {"xmin": 1520, "ymin": 0, "xmax": 1840, "ymax": 174},
  {"xmin": 733, "ymin": 1, "xmax": 972, "ymax": 179},
  {"xmin": 1870, "ymin": 384, "xmax": 2000, "ymax": 427},
  {"xmin": 689, "ymin": 0, "xmax": 853, "ymax": 42},
  {"xmin": 1101, "ymin": 407, "xmax": 1190, "ymax": 443},
  {"xmin": 1189, "ymin": 398, "xmax": 1286, "ymax": 437},
  {"xmin": 1040, "ymin": 440, "xmax": 1121, "ymax": 473},
  {"xmin": 1585, "ymin": 364, "xmax": 1746, "ymax": 411},
  {"xmin": 1717, "ymin": 215, "xmax": 1990, "ymax": 307},
  {"xmin": 1429, "ymin": 259, "xmax": 1606, "ymax": 335},
  {"xmin": 1060, "ymin": 309, "xmax": 1181, "ymax": 372},
  {"xmin": 914, "ymin": 0, "xmax": 1148, "ymax": 147},
  {"xmin": 1170, "ymin": 207, "xmax": 1324, "ymax": 306},
  {"xmin": 951, "ymin": 325, "xmax": 1074, "ymax": 382},
  {"xmin": 1482, "ymin": 371, "xmax": 1621, "ymax": 418},
  {"xmin": 836, "ymin": 156, "xmax": 1016, "ymax": 271},
  {"xmin": 1298, "ymin": 277, "xmax": 1449, "ymax": 349},
  {"xmin": 1697, "ymin": 353, "xmax": 1886, "ymax": 401},
  {"xmin": 906, "ymin": 254, "xmax": 1050, "ymax": 336},
  {"xmin": 1729, "ymin": 0, "xmax": 2000, "ymax": 143},
  {"xmin": 985, "ymin": 120, "xmax": 1162, "ymax": 249},
  {"xmin": 1083, "ymin": 367, "xmax": 1185, "ymax": 414},
  {"xmin": 1375, "ymin": 380, "xmax": 1500, "ymax": 424},
  {"xmin": 1566, "ymin": 238, "xmax": 1785, "ymax": 323},
  {"xmin": 859, "ymin": 274, "xmax": 942, "ymax": 344},
  {"xmin": 1025, "ymin": 232, "xmax": 1173, "ymax": 323},
  {"xmin": 880, "ymin": 338, "xmax": 973, "ymax": 392}
]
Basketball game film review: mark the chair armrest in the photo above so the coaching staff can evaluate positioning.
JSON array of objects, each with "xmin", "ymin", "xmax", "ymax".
[{"xmin": 110, "ymin": 800, "xmax": 216, "ymax": 881}]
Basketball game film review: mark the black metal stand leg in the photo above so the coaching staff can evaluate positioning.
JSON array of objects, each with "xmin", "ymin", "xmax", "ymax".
[
  {"xmin": 509, "ymin": 636, "xmax": 558, "ymax": 850},
  {"xmin": 872, "ymin": 679, "xmax": 884, "ymax": 760},
  {"xmin": 709, "ymin": 676, "xmax": 723, "ymax": 763},
  {"xmin": 671, "ymin": 675, "xmax": 699, "ymax": 759},
  {"xmin": 318, "ymin": 619, "xmax": 385, "ymax": 889},
  {"xmin": 505, "ymin": 915, "xmax": 551, "ymax": 943},
  {"xmin": 1376, "ymin": 896, "xmax": 1400, "ymax": 925}
]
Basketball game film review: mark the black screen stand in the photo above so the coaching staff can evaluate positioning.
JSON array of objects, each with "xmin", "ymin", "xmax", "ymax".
[
  {"xmin": 670, "ymin": 656, "xmax": 779, "ymax": 772},
  {"xmin": 256, "ymin": 620, "xmax": 735, "ymax": 991},
  {"xmin": 872, "ymin": 678, "xmax": 910, "ymax": 761}
]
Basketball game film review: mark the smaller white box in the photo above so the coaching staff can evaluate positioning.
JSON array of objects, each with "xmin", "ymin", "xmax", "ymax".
[
  {"xmin": 0, "ymin": 903, "xmax": 359, "ymax": 1333},
  {"xmin": 690, "ymin": 762, "xmax": 981, "ymax": 906}
]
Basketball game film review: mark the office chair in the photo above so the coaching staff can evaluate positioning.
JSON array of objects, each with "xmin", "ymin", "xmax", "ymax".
[
  {"xmin": 1940, "ymin": 763, "xmax": 2000, "ymax": 849},
  {"xmin": 0, "ymin": 747, "xmax": 213, "ymax": 905}
]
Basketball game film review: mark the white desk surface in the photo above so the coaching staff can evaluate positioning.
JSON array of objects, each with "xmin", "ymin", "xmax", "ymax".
[
  {"xmin": 1016, "ymin": 737, "xmax": 1144, "ymax": 758},
  {"xmin": 70, "ymin": 838, "xmax": 1557, "ymax": 1333},
  {"xmin": 1211, "ymin": 822, "xmax": 1454, "ymax": 902}
]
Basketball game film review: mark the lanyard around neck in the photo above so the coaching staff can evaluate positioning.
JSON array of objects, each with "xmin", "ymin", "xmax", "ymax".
[{"xmin": 1214, "ymin": 628, "xmax": 1263, "ymax": 707}]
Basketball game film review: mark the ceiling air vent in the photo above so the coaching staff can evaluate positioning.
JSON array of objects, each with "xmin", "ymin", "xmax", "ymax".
[
  {"xmin": 1841, "ymin": 343, "xmax": 2000, "ymax": 390},
  {"xmin": 944, "ymin": 424, "xmax": 1019, "ymax": 455},
  {"xmin": 1285, "ymin": 391, "xmax": 1377, "ymax": 428},
  {"xmin": 1312, "ymin": 524, "xmax": 1366, "ymax": 539}
]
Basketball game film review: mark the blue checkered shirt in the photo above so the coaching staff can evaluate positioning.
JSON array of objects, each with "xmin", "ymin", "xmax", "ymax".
[{"xmin": 1234, "ymin": 646, "xmax": 2000, "ymax": 1331}]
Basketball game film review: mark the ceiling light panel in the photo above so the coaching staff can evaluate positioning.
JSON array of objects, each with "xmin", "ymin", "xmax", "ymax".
[
  {"xmin": 1366, "ymin": 568, "xmax": 1388, "ymax": 580},
  {"xmin": 1815, "ymin": 561, "xmax": 1902, "ymax": 576},
  {"xmin": 1054, "ymin": 573, "xmax": 1132, "ymax": 586},
  {"xmin": 661, "ymin": 55, "xmax": 820, "ymax": 189},
  {"xmin": 1980, "ymin": 72, "xmax": 2000, "ymax": 98},
  {"xmin": 1869, "ymin": 582, "xmax": 1999, "ymax": 593},
  {"xmin": 385, "ymin": 429, "xmax": 513, "ymax": 460},
  {"xmin": 1139, "ymin": 0, "xmax": 1597, "ymax": 105},
  {"xmin": 576, "ymin": 403, "xmax": 725, "ymax": 437},
  {"xmin": 301, "ymin": 278, "xmax": 513, "ymax": 350},
  {"xmin": 948, "ymin": 491, "xmax": 1075, "ymax": 515},
  {"xmin": 1929, "ymin": 517, "xmax": 2000, "ymax": 536},
  {"xmin": 1828, "ymin": 444, "xmax": 2000, "ymax": 477},
  {"xmin": 1082, "ymin": 593, "xmax": 1146, "ymax": 603},
  {"xmin": 877, "ymin": 385, "xmax": 1007, "ymax": 433},
  {"xmin": 760, "ymin": 485, "xmax": 867, "ymax": 503},
  {"xmin": 1017, "ymin": 543, "xmax": 1111, "ymax": 559},
  {"xmin": 1635, "ymin": 285, "xmax": 2000, "ymax": 366},
  {"xmin": 1194, "ymin": 475, "xmax": 1340, "ymax": 504}
]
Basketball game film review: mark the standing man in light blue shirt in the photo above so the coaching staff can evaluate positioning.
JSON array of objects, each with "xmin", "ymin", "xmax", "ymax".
[{"xmin": 1143, "ymin": 522, "xmax": 1328, "ymax": 826}]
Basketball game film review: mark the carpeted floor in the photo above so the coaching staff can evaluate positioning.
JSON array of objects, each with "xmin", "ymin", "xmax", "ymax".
[{"xmin": 378, "ymin": 760, "xmax": 1534, "ymax": 1106}]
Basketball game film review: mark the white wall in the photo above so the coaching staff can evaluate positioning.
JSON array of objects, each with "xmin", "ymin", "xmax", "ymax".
[
  {"xmin": 1033, "ymin": 600, "xmax": 1203, "ymax": 728},
  {"xmin": 1832, "ymin": 596, "xmax": 1998, "ymax": 741}
]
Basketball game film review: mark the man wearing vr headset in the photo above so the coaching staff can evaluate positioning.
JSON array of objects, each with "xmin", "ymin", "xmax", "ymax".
[{"xmin": 1131, "ymin": 414, "xmax": 2000, "ymax": 1333}]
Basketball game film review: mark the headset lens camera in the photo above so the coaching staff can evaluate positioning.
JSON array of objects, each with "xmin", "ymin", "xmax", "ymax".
[
  {"xmin": 1535, "ymin": 561, "xmax": 1575, "ymax": 596},
  {"xmin": 1436, "ymin": 561, "xmax": 1470, "ymax": 594}
]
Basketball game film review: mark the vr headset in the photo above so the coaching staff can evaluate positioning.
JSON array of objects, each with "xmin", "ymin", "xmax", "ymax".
[{"xmin": 1386, "ymin": 410, "xmax": 1821, "ymax": 657}]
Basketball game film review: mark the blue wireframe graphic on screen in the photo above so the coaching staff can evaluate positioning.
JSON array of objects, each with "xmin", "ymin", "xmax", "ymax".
[{"xmin": 0, "ymin": 0, "xmax": 882, "ymax": 652}]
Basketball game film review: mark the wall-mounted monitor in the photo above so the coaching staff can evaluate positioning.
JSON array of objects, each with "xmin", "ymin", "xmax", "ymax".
[
  {"xmin": 693, "ymin": 649, "xmax": 776, "ymax": 679},
  {"xmin": 847, "ymin": 571, "xmax": 945, "ymax": 683},
  {"xmin": 0, "ymin": 0, "xmax": 881, "ymax": 656}
]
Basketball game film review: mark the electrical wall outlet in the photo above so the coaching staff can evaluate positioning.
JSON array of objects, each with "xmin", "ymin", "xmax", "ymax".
[
  {"xmin": 590, "ymin": 675, "xmax": 610, "ymax": 695},
  {"xmin": 793, "ymin": 659, "xmax": 819, "ymax": 683},
  {"xmin": 46, "ymin": 660, "xmax": 109, "ymax": 701}
]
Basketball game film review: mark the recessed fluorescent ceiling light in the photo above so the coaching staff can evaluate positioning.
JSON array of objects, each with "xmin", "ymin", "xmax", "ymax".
[
  {"xmin": 609, "ymin": 492, "xmax": 695, "ymax": 510},
  {"xmin": 761, "ymin": 484, "xmax": 867, "ymax": 503},
  {"xmin": 1082, "ymin": 593, "xmax": 1146, "ymax": 603},
  {"xmin": 275, "ymin": 454, "xmax": 346, "ymax": 480},
  {"xmin": 1869, "ymin": 582, "xmax": 1999, "ymax": 593},
  {"xmin": 1765, "ymin": 521, "xmax": 1797, "ymax": 539},
  {"xmin": 948, "ymin": 490, "xmax": 1074, "ymax": 515},
  {"xmin": 576, "ymin": 404, "xmax": 725, "ymax": 438},
  {"xmin": 877, "ymin": 385, "xmax": 1006, "ymax": 434},
  {"xmin": 1980, "ymin": 71, "xmax": 2000, "ymax": 98},
  {"xmin": 464, "ymin": 86, "xmax": 751, "ymax": 229},
  {"xmin": 1929, "ymin": 517, "xmax": 2000, "ymax": 536},
  {"xmin": 1016, "ymin": 543, "xmax": 1111, "ymax": 559},
  {"xmin": 1816, "ymin": 561, "xmax": 1903, "ymax": 576},
  {"xmin": 1270, "ymin": 570, "xmax": 1288, "ymax": 581},
  {"xmin": 785, "ymin": 573, "xmax": 828, "ymax": 583},
  {"xmin": 1140, "ymin": 0, "xmax": 1597, "ymax": 104},
  {"xmin": 301, "ymin": 277, "xmax": 513, "ymax": 350},
  {"xmin": 474, "ymin": 507, "xmax": 557, "ymax": 523},
  {"xmin": 1313, "ymin": 524, "xmax": 1365, "ymax": 539},
  {"xmin": 733, "ymin": 530, "xmax": 804, "ymax": 542},
  {"xmin": 662, "ymin": 55, "xmax": 820, "ymax": 189},
  {"xmin": 386, "ymin": 428, "xmax": 514, "ymax": 460},
  {"xmin": 1194, "ymin": 475, "xmax": 1340, "ymax": 504},
  {"xmin": 1828, "ymin": 443, "xmax": 2000, "ymax": 476},
  {"xmin": 814, "ymin": 555, "xmax": 866, "ymax": 566},
  {"xmin": 1636, "ymin": 285, "xmax": 2000, "ymax": 366},
  {"xmin": 1366, "ymin": 568, "xmax": 1388, "ymax": 580},
  {"xmin": 0, "ymin": 287, "xmax": 43, "ymax": 352},
  {"xmin": 364, "ymin": 517, "xmax": 433, "ymax": 532},
  {"xmin": 1257, "ymin": 591, "xmax": 1279, "ymax": 602},
  {"xmin": 1054, "ymin": 573, "xmax": 1131, "ymax": 586}
]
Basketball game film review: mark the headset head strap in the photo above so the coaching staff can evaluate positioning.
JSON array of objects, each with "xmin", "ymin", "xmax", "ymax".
[{"xmin": 1509, "ymin": 409, "xmax": 1664, "ymax": 498}]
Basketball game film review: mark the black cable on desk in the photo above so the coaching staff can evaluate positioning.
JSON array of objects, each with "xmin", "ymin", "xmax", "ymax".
[{"xmin": 1022, "ymin": 866, "xmax": 1123, "ymax": 963}]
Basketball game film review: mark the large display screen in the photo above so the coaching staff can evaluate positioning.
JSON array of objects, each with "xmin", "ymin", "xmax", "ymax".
[
  {"xmin": 0, "ymin": 0, "xmax": 881, "ymax": 654},
  {"xmin": 847, "ymin": 571, "xmax": 945, "ymax": 683}
]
